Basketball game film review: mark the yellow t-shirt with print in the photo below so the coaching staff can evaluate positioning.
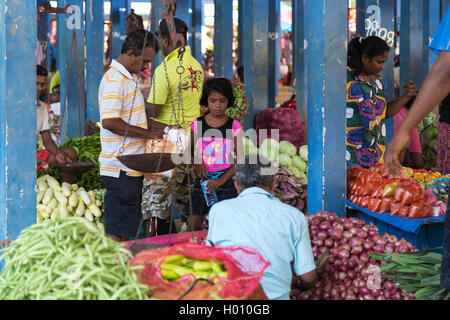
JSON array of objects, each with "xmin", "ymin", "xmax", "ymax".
[{"xmin": 148, "ymin": 46, "xmax": 204, "ymax": 129}]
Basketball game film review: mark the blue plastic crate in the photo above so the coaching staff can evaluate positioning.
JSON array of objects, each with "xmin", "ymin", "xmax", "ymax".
[{"xmin": 346, "ymin": 201, "xmax": 445, "ymax": 251}]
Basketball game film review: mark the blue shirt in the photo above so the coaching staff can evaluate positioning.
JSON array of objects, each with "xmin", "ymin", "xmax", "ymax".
[
  {"xmin": 429, "ymin": 7, "xmax": 450, "ymax": 53},
  {"xmin": 206, "ymin": 187, "xmax": 316, "ymax": 300}
]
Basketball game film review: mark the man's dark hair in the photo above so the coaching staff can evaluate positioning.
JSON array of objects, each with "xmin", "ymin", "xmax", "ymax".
[
  {"xmin": 121, "ymin": 29, "xmax": 159, "ymax": 56},
  {"xmin": 199, "ymin": 78, "xmax": 235, "ymax": 108},
  {"xmin": 37, "ymin": 64, "xmax": 48, "ymax": 77},
  {"xmin": 158, "ymin": 18, "xmax": 188, "ymax": 47}
]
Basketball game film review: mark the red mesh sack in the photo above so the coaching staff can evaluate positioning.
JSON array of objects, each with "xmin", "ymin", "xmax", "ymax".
[
  {"xmin": 255, "ymin": 107, "xmax": 305, "ymax": 150},
  {"xmin": 398, "ymin": 205, "xmax": 410, "ymax": 218},
  {"xmin": 368, "ymin": 197, "xmax": 382, "ymax": 212},
  {"xmin": 379, "ymin": 197, "xmax": 394, "ymax": 213},
  {"xmin": 130, "ymin": 242, "xmax": 270, "ymax": 300},
  {"xmin": 372, "ymin": 183, "xmax": 387, "ymax": 198},
  {"xmin": 408, "ymin": 201, "xmax": 431, "ymax": 219},
  {"xmin": 400, "ymin": 185, "xmax": 424, "ymax": 206},
  {"xmin": 390, "ymin": 202, "xmax": 401, "ymax": 216},
  {"xmin": 360, "ymin": 196, "xmax": 371, "ymax": 208}
]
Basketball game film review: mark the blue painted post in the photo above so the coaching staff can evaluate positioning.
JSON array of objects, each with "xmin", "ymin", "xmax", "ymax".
[
  {"xmin": 58, "ymin": 0, "xmax": 86, "ymax": 141},
  {"xmin": 304, "ymin": 0, "xmax": 347, "ymax": 216},
  {"xmin": 214, "ymin": 0, "xmax": 233, "ymax": 79},
  {"xmin": 237, "ymin": 0, "xmax": 244, "ymax": 68},
  {"xmin": 268, "ymin": 0, "xmax": 281, "ymax": 107},
  {"xmin": 426, "ymin": 0, "xmax": 441, "ymax": 71},
  {"xmin": 443, "ymin": 0, "xmax": 450, "ymax": 14},
  {"xmin": 37, "ymin": 0, "xmax": 50, "ymax": 69},
  {"xmin": 86, "ymin": 0, "xmax": 104, "ymax": 123},
  {"xmin": 177, "ymin": 0, "xmax": 193, "ymax": 47},
  {"xmin": 192, "ymin": 0, "xmax": 204, "ymax": 62},
  {"xmin": 293, "ymin": 0, "xmax": 306, "ymax": 119},
  {"xmin": 400, "ymin": 0, "xmax": 426, "ymax": 90},
  {"xmin": 356, "ymin": 0, "xmax": 366, "ymax": 36},
  {"xmin": 0, "ymin": 1, "xmax": 37, "ymax": 249},
  {"xmin": 242, "ymin": 0, "xmax": 269, "ymax": 129},
  {"xmin": 111, "ymin": 0, "xmax": 128, "ymax": 60},
  {"xmin": 152, "ymin": 0, "xmax": 164, "ymax": 72}
]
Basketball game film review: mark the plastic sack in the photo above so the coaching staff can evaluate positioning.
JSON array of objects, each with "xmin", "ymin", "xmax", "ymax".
[
  {"xmin": 255, "ymin": 107, "xmax": 305, "ymax": 150},
  {"xmin": 379, "ymin": 197, "xmax": 394, "ymax": 213},
  {"xmin": 398, "ymin": 205, "xmax": 410, "ymax": 218},
  {"xmin": 130, "ymin": 242, "xmax": 270, "ymax": 300},
  {"xmin": 368, "ymin": 197, "xmax": 382, "ymax": 212},
  {"xmin": 400, "ymin": 185, "xmax": 424, "ymax": 206},
  {"xmin": 390, "ymin": 202, "xmax": 401, "ymax": 216},
  {"xmin": 408, "ymin": 201, "xmax": 431, "ymax": 219}
]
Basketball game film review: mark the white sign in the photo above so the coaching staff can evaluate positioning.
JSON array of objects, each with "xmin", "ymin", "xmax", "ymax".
[
  {"xmin": 66, "ymin": 5, "xmax": 81, "ymax": 30},
  {"xmin": 365, "ymin": 5, "xmax": 395, "ymax": 47}
]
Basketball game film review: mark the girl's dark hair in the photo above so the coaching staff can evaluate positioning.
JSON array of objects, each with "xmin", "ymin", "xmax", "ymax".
[
  {"xmin": 347, "ymin": 36, "xmax": 390, "ymax": 74},
  {"xmin": 121, "ymin": 29, "xmax": 159, "ymax": 56},
  {"xmin": 200, "ymin": 78, "xmax": 235, "ymax": 108},
  {"xmin": 37, "ymin": 64, "xmax": 48, "ymax": 77}
]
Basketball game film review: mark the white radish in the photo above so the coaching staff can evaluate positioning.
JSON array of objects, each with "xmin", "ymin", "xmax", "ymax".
[
  {"xmin": 88, "ymin": 203, "xmax": 102, "ymax": 218},
  {"xmin": 42, "ymin": 188, "xmax": 53, "ymax": 205}
]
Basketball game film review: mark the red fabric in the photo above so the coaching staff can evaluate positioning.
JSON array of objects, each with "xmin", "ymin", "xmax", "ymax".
[
  {"xmin": 394, "ymin": 108, "xmax": 422, "ymax": 153},
  {"xmin": 37, "ymin": 150, "xmax": 50, "ymax": 172},
  {"xmin": 130, "ymin": 242, "xmax": 270, "ymax": 300}
]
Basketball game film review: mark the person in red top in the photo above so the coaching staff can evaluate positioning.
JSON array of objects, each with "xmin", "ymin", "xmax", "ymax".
[{"xmin": 393, "ymin": 96, "xmax": 423, "ymax": 169}]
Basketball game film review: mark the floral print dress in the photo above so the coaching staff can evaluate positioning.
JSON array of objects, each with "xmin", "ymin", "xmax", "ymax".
[{"xmin": 346, "ymin": 68, "xmax": 387, "ymax": 168}]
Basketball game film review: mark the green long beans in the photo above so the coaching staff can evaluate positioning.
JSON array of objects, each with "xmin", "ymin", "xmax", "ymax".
[{"xmin": 0, "ymin": 218, "xmax": 149, "ymax": 300}]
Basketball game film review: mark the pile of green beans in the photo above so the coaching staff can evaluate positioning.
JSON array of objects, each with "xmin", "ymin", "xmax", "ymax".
[{"xmin": 0, "ymin": 218, "xmax": 149, "ymax": 300}]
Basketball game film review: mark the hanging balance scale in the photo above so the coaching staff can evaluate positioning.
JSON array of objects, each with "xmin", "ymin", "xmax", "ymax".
[
  {"xmin": 52, "ymin": 13, "xmax": 96, "ymax": 175},
  {"xmin": 117, "ymin": 0, "xmax": 186, "ymax": 174}
]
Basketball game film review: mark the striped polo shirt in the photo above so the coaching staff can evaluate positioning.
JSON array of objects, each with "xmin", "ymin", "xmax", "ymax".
[{"xmin": 98, "ymin": 59, "xmax": 148, "ymax": 178}]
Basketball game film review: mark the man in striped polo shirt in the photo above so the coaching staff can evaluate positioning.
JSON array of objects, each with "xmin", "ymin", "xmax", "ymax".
[{"xmin": 99, "ymin": 30, "xmax": 159, "ymax": 242}]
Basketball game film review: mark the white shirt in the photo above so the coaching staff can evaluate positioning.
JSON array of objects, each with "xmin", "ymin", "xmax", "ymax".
[{"xmin": 98, "ymin": 59, "xmax": 148, "ymax": 178}]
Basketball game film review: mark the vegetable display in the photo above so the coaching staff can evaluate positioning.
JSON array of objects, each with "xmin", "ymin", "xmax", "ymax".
[
  {"xmin": 255, "ymin": 107, "xmax": 305, "ymax": 151},
  {"xmin": 36, "ymin": 174, "xmax": 105, "ymax": 231},
  {"xmin": 347, "ymin": 164, "xmax": 446, "ymax": 218},
  {"xmin": 290, "ymin": 211, "xmax": 416, "ymax": 300},
  {"xmin": 273, "ymin": 169, "xmax": 307, "ymax": 213},
  {"xmin": 38, "ymin": 132, "xmax": 103, "ymax": 190},
  {"xmin": 417, "ymin": 113, "xmax": 438, "ymax": 170},
  {"xmin": 0, "ymin": 218, "xmax": 149, "ymax": 300},
  {"xmin": 370, "ymin": 249, "xmax": 449, "ymax": 300},
  {"xmin": 225, "ymin": 80, "xmax": 249, "ymax": 125}
]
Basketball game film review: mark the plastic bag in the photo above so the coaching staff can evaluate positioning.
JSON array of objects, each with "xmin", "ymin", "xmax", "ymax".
[
  {"xmin": 390, "ymin": 202, "xmax": 401, "ymax": 216},
  {"xmin": 368, "ymin": 197, "xmax": 382, "ymax": 212},
  {"xmin": 408, "ymin": 201, "xmax": 431, "ymax": 219},
  {"xmin": 400, "ymin": 185, "xmax": 424, "ymax": 206},
  {"xmin": 130, "ymin": 242, "xmax": 270, "ymax": 300},
  {"xmin": 398, "ymin": 205, "xmax": 410, "ymax": 218},
  {"xmin": 379, "ymin": 197, "xmax": 394, "ymax": 213}
]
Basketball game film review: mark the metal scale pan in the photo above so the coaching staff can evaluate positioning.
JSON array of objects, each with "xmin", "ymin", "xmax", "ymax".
[
  {"xmin": 52, "ymin": 161, "xmax": 97, "ymax": 174},
  {"xmin": 117, "ymin": 153, "xmax": 182, "ymax": 173}
]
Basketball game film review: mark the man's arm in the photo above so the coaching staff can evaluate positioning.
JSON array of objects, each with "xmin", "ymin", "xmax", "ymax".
[
  {"xmin": 297, "ymin": 270, "xmax": 318, "ymax": 290},
  {"xmin": 385, "ymin": 51, "xmax": 450, "ymax": 174},
  {"xmin": 145, "ymin": 102, "xmax": 164, "ymax": 118},
  {"xmin": 102, "ymin": 118, "xmax": 154, "ymax": 139}
]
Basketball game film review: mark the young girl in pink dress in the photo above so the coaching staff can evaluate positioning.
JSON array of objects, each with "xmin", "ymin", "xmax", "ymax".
[{"xmin": 187, "ymin": 78, "xmax": 244, "ymax": 231}]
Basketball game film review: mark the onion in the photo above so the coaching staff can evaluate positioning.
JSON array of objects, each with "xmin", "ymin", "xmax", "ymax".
[
  {"xmin": 372, "ymin": 234, "xmax": 385, "ymax": 246},
  {"xmin": 332, "ymin": 222, "xmax": 344, "ymax": 233},
  {"xmin": 334, "ymin": 259, "xmax": 343, "ymax": 268},
  {"xmin": 349, "ymin": 217, "xmax": 364, "ymax": 227},
  {"xmin": 341, "ymin": 243, "xmax": 352, "ymax": 252},
  {"xmin": 371, "ymin": 289, "xmax": 380, "ymax": 297},
  {"xmin": 328, "ymin": 255, "xmax": 336, "ymax": 264},
  {"xmin": 362, "ymin": 294, "xmax": 374, "ymax": 300},
  {"xmin": 376, "ymin": 295, "xmax": 385, "ymax": 300},
  {"xmin": 319, "ymin": 221, "xmax": 331, "ymax": 231},
  {"xmin": 349, "ymin": 227, "xmax": 359, "ymax": 236},
  {"xmin": 310, "ymin": 217, "xmax": 322, "ymax": 226},
  {"xmin": 351, "ymin": 246, "xmax": 363, "ymax": 256},
  {"xmin": 392, "ymin": 292, "xmax": 404, "ymax": 300},
  {"xmin": 318, "ymin": 246, "xmax": 328, "ymax": 254},
  {"xmin": 363, "ymin": 240, "xmax": 375, "ymax": 250},
  {"xmin": 384, "ymin": 243, "xmax": 395, "ymax": 253},
  {"xmin": 312, "ymin": 239, "xmax": 324, "ymax": 247},
  {"xmin": 355, "ymin": 228, "xmax": 368, "ymax": 239},
  {"xmin": 386, "ymin": 234, "xmax": 397, "ymax": 244},
  {"xmin": 374, "ymin": 244, "xmax": 385, "ymax": 253},
  {"xmin": 349, "ymin": 237, "xmax": 364, "ymax": 248},
  {"xmin": 396, "ymin": 243, "xmax": 409, "ymax": 253},
  {"xmin": 337, "ymin": 248, "xmax": 350, "ymax": 260},
  {"xmin": 343, "ymin": 221, "xmax": 354, "ymax": 230},
  {"xmin": 330, "ymin": 287, "xmax": 340, "ymax": 297},
  {"xmin": 368, "ymin": 228, "xmax": 378, "ymax": 237},
  {"xmin": 337, "ymin": 272, "xmax": 347, "ymax": 280},
  {"xmin": 330, "ymin": 230, "xmax": 342, "ymax": 241},
  {"xmin": 310, "ymin": 295, "xmax": 321, "ymax": 300},
  {"xmin": 362, "ymin": 225, "xmax": 369, "ymax": 232},
  {"xmin": 327, "ymin": 214, "xmax": 338, "ymax": 223},
  {"xmin": 343, "ymin": 231, "xmax": 353, "ymax": 241},
  {"xmin": 331, "ymin": 247, "xmax": 341, "ymax": 258},
  {"xmin": 312, "ymin": 287, "xmax": 322, "ymax": 296},
  {"xmin": 324, "ymin": 238, "xmax": 334, "ymax": 248},
  {"xmin": 317, "ymin": 231, "xmax": 328, "ymax": 240},
  {"xmin": 359, "ymin": 286, "xmax": 369, "ymax": 295},
  {"xmin": 359, "ymin": 253, "xmax": 370, "ymax": 264},
  {"xmin": 309, "ymin": 227, "xmax": 320, "ymax": 237}
]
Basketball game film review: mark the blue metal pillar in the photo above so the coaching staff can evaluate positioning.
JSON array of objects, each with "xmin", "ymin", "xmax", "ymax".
[
  {"xmin": 86, "ymin": 0, "xmax": 104, "ymax": 123},
  {"xmin": 400, "ymin": 0, "xmax": 426, "ymax": 90},
  {"xmin": 237, "ymin": 0, "xmax": 244, "ymax": 68},
  {"xmin": 0, "ymin": 0, "xmax": 37, "ymax": 249},
  {"xmin": 426, "ymin": 0, "xmax": 441, "ymax": 71},
  {"xmin": 152, "ymin": 0, "xmax": 164, "ymax": 71},
  {"xmin": 213, "ymin": 0, "xmax": 233, "ymax": 79},
  {"xmin": 58, "ymin": 0, "xmax": 86, "ymax": 141},
  {"xmin": 192, "ymin": 0, "xmax": 203, "ymax": 62},
  {"xmin": 177, "ymin": 0, "xmax": 193, "ymax": 47},
  {"xmin": 37, "ymin": 0, "xmax": 51, "ymax": 69},
  {"xmin": 268, "ymin": 0, "xmax": 281, "ymax": 107},
  {"xmin": 111, "ymin": 0, "xmax": 128, "ymax": 60},
  {"xmin": 293, "ymin": 0, "xmax": 306, "ymax": 119},
  {"xmin": 242, "ymin": 0, "xmax": 269, "ymax": 129},
  {"xmin": 356, "ymin": 0, "xmax": 366, "ymax": 36},
  {"xmin": 304, "ymin": 0, "xmax": 347, "ymax": 216}
]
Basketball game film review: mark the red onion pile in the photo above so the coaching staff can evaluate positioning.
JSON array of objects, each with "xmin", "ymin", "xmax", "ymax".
[{"xmin": 290, "ymin": 211, "xmax": 416, "ymax": 300}]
